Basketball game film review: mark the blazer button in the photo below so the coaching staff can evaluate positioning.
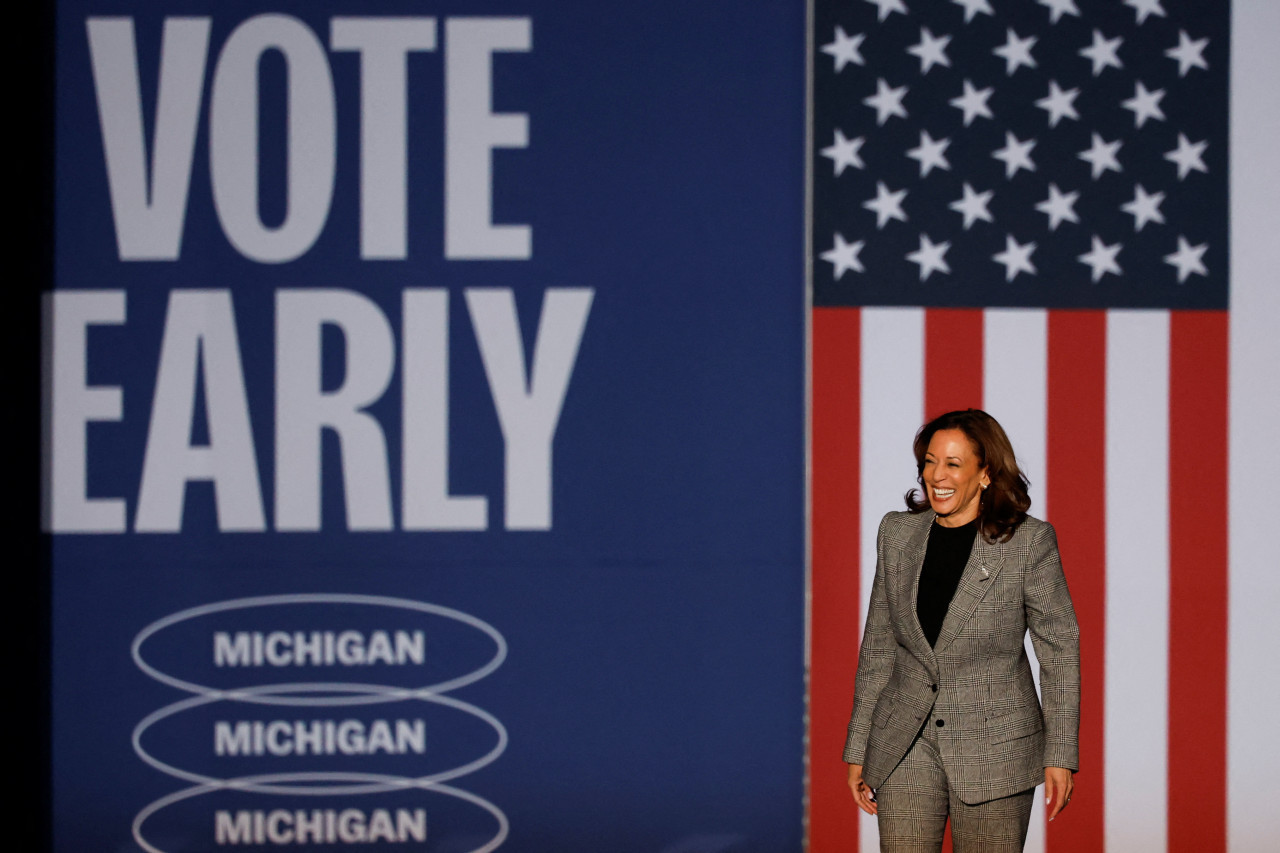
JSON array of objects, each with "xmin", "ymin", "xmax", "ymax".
[
  {"xmin": 931, "ymin": 684, "xmax": 938, "ymax": 692},
  {"xmin": 935, "ymin": 719, "xmax": 945, "ymax": 728}
]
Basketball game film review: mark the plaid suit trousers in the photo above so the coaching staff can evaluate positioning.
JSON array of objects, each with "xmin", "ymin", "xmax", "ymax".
[{"xmin": 874, "ymin": 710, "xmax": 1035, "ymax": 852}]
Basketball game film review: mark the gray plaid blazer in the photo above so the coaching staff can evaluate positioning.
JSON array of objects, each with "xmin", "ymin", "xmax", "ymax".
[{"xmin": 843, "ymin": 509, "xmax": 1080, "ymax": 805}]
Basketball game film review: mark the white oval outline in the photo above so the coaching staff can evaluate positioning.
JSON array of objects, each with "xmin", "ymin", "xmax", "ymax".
[
  {"xmin": 133, "ymin": 689, "xmax": 508, "ymax": 793},
  {"xmin": 132, "ymin": 779, "xmax": 509, "ymax": 853},
  {"xmin": 132, "ymin": 594, "xmax": 507, "ymax": 698}
]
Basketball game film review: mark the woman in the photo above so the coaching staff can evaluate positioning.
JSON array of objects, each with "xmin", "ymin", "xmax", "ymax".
[{"xmin": 844, "ymin": 409, "xmax": 1079, "ymax": 851}]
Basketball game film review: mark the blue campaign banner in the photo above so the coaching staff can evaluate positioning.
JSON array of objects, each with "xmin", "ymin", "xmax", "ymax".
[{"xmin": 49, "ymin": 1, "xmax": 805, "ymax": 852}]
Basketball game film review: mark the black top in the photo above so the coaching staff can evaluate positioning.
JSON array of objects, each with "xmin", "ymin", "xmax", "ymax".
[{"xmin": 916, "ymin": 518, "xmax": 979, "ymax": 648}]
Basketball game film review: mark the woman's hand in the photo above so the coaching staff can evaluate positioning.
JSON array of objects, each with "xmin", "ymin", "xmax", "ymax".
[
  {"xmin": 1045, "ymin": 766, "xmax": 1074, "ymax": 821},
  {"xmin": 847, "ymin": 763, "xmax": 878, "ymax": 815}
]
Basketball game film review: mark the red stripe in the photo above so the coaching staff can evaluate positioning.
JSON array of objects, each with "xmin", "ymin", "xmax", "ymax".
[
  {"xmin": 921, "ymin": 307, "xmax": 984, "ymax": 853},
  {"xmin": 809, "ymin": 308, "xmax": 863, "ymax": 852},
  {"xmin": 924, "ymin": 309, "xmax": 985, "ymax": 419},
  {"xmin": 1167, "ymin": 311, "xmax": 1228, "ymax": 853},
  {"xmin": 1045, "ymin": 311, "xmax": 1106, "ymax": 851}
]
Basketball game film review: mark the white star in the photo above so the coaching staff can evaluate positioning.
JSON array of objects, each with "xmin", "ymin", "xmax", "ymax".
[
  {"xmin": 1124, "ymin": 0, "xmax": 1166, "ymax": 25},
  {"xmin": 1036, "ymin": 183, "xmax": 1080, "ymax": 231},
  {"xmin": 1078, "ymin": 133, "xmax": 1123, "ymax": 180},
  {"xmin": 864, "ymin": 0, "xmax": 909, "ymax": 22},
  {"xmin": 993, "ymin": 28, "xmax": 1038, "ymax": 76},
  {"xmin": 1165, "ymin": 133, "xmax": 1209, "ymax": 180},
  {"xmin": 906, "ymin": 130, "xmax": 952, "ymax": 177},
  {"xmin": 992, "ymin": 131, "xmax": 1037, "ymax": 179},
  {"xmin": 1121, "ymin": 184, "xmax": 1166, "ymax": 231},
  {"xmin": 821, "ymin": 129, "xmax": 866, "ymax": 176},
  {"xmin": 1035, "ymin": 80, "xmax": 1080, "ymax": 128},
  {"xmin": 821, "ymin": 26, "xmax": 866, "ymax": 73},
  {"xmin": 993, "ymin": 234, "xmax": 1037, "ymax": 281},
  {"xmin": 907, "ymin": 27, "xmax": 952, "ymax": 74},
  {"xmin": 1166, "ymin": 30, "xmax": 1209, "ymax": 77},
  {"xmin": 1164, "ymin": 236, "xmax": 1208, "ymax": 283},
  {"xmin": 822, "ymin": 233, "xmax": 866, "ymax": 280},
  {"xmin": 1121, "ymin": 81, "xmax": 1166, "ymax": 128},
  {"xmin": 949, "ymin": 182, "xmax": 994, "ymax": 229},
  {"xmin": 1080, "ymin": 29, "xmax": 1124, "ymax": 76},
  {"xmin": 950, "ymin": 79, "xmax": 994, "ymax": 126},
  {"xmin": 863, "ymin": 78, "xmax": 909, "ymax": 125},
  {"xmin": 907, "ymin": 234, "xmax": 951, "ymax": 281},
  {"xmin": 951, "ymin": 0, "xmax": 994, "ymax": 23},
  {"xmin": 1078, "ymin": 235, "xmax": 1123, "ymax": 282},
  {"xmin": 1037, "ymin": 0, "xmax": 1080, "ymax": 24},
  {"xmin": 864, "ymin": 181, "xmax": 909, "ymax": 229}
]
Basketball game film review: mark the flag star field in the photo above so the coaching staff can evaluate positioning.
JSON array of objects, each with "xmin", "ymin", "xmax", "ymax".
[{"xmin": 814, "ymin": 0, "xmax": 1227, "ymax": 309}]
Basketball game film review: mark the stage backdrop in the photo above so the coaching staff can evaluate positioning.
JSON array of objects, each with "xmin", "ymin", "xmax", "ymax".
[
  {"xmin": 49, "ymin": 1, "xmax": 1280, "ymax": 852},
  {"xmin": 48, "ymin": 1, "xmax": 805, "ymax": 851}
]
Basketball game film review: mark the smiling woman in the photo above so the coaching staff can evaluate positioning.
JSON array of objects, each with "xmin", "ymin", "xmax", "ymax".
[
  {"xmin": 919, "ymin": 430, "xmax": 988, "ymax": 528},
  {"xmin": 843, "ymin": 408, "xmax": 1080, "ymax": 853},
  {"xmin": 906, "ymin": 409, "xmax": 1033, "ymax": 542}
]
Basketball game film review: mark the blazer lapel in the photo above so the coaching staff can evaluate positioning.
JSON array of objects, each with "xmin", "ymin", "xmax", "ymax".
[
  {"xmin": 932, "ymin": 530, "xmax": 1005, "ymax": 656},
  {"xmin": 895, "ymin": 512, "xmax": 938, "ymax": 676}
]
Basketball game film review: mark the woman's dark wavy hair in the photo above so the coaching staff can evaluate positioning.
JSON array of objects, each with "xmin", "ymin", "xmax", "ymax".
[{"xmin": 905, "ymin": 408, "xmax": 1031, "ymax": 543}]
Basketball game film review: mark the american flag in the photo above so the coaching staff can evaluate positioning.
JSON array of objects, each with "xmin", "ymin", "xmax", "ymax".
[{"xmin": 806, "ymin": 1, "xmax": 1265, "ymax": 852}]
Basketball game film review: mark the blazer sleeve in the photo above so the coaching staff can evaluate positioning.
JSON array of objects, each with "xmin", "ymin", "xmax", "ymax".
[
  {"xmin": 1024, "ymin": 521, "xmax": 1081, "ymax": 772},
  {"xmin": 843, "ymin": 513, "xmax": 898, "ymax": 764}
]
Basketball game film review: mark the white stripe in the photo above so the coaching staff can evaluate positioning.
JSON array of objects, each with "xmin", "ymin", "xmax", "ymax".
[
  {"xmin": 982, "ymin": 308, "xmax": 1048, "ymax": 853},
  {"xmin": 1104, "ymin": 311, "xmax": 1170, "ymax": 852},
  {"xmin": 859, "ymin": 307, "xmax": 924, "ymax": 852},
  {"xmin": 1230, "ymin": 1, "xmax": 1280, "ymax": 849},
  {"xmin": 982, "ymin": 309, "xmax": 1049, "ymax": 520}
]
